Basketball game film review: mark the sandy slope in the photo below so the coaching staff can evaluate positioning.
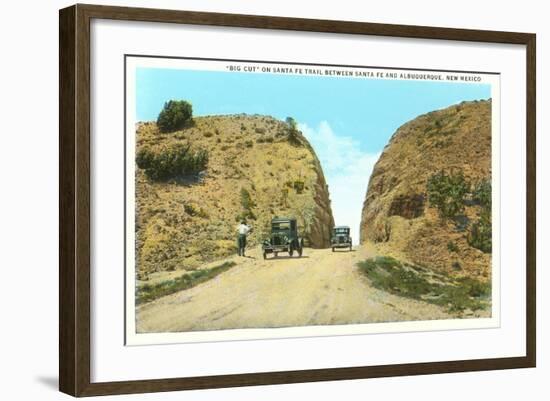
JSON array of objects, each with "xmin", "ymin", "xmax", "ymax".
[
  {"xmin": 360, "ymin": 100, "xmax": 492, "ymax": 280},
  {"xmin": 136, "ymin": 245, "xmax": 452, "ymax": 333},
  {"xmin": 135, "ymin": 115, "xmax": 334, "ymax": 274}
]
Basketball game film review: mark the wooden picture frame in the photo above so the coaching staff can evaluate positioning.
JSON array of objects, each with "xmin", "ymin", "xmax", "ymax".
[{"xmin": 59, "ymin": 3, "xmax": 536, "ymax": 397}]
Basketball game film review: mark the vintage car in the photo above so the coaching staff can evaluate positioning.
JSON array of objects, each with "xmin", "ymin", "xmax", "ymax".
[
  {"xmin": 331, "ymin": 226, "xmax": 352, "ymax": 251},
  {"xmin": 262, "ymin": 217, "xmax": 304, "ymax": 259}
]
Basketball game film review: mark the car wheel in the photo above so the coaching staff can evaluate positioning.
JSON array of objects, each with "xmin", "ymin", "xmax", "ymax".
[{"xmin": 263, "ymin": 251, "xmax": 267, "ymax": 259}]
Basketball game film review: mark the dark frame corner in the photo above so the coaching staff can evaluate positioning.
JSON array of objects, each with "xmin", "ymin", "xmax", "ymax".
[{"xmin": 59, "ymin": 3, "xmax": 536, "ymax": 397}]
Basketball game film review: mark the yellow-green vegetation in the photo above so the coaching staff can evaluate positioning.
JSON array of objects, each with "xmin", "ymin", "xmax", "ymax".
[
  {"xmin": 136, "ymin": 261, "xmax": 237, "ymax": 305},
  {"xmin": 361, "ymin": 99, "xmax": 492, "ymax": 281},
  {"xmin": 136, "ymin": 143, "xmax": 208, "ymax": 181},
  {"xmin": 468, "ymin": 179, "xmax": 492, "ymax": 253},
  {"xmin": 427, "ymin": 170, "xmax": 470, "ymax": 219},
  {"xmin": 427, "ymin": 171, "xmax": 492, "ymax": 253},
  {"xmin": 136, "ymin": 112, "xmax": 334, "ymax": 275},
  {"xmin": 357, "ymin": 256, "xmax": 491, "ymax": 313},
  {"xmin": 156, "ymin": 100, "xmax": 193, "ymax": 132}
]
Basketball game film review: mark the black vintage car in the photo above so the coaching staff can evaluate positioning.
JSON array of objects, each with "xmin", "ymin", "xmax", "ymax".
[
  {"xmin": 262, "ymin": 217, "xmax": 304, "ymax": 259},
  {"xmin": 331, "ymin": 226, "xmax": 352, "ymax": 251}
]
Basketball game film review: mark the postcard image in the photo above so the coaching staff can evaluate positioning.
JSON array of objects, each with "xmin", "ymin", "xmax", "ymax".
[{"xmin": 124, "ymin": 57, "xmax": 499, "ymax": 344}]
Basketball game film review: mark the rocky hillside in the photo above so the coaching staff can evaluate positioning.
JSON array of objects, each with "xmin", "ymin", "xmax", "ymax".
[
  {"xmin": 360, "ymin": 100, "xmax": 492, "ymax": 280},
  {"xmin": 135, "ymin": 114, "xmax": 334, "ymax": 275}
]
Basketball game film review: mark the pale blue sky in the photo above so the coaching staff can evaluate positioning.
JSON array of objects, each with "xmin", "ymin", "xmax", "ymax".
[
  {"xmin": 135, "ymin": 67, "xmax": 491, "ymax": 239},
  {"xmin": 136, "ymin": 68, "xmax": 490, "ymax": 153}
]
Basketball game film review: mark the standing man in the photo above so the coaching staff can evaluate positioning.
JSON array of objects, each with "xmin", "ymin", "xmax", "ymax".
[{"xmin": 237, "ymin": 220, "xmax": 252, "ymax": 257}]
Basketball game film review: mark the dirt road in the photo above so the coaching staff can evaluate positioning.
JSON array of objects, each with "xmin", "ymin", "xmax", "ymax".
[{"xmin": 136, "ymin": 246, "xmax": 450, "ymax": 333}]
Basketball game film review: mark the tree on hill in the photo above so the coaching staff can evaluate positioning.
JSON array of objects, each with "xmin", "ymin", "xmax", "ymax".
[
  {"xmin": 286, "ymin": 116, "xmax": 297, "ymax": 130},
  {"xmin": 157, "ymin": 100, "xmax": 193, "ymax": 132},
  {"xmin": 285, "ymin": 116, "xmax": 301, "ymax": 145}
]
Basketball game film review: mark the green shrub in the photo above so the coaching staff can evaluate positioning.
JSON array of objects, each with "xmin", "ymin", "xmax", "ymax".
[
  {"xmin": 240, "ymin": 188, "xmax": 255, "ymax": 209},
  {"xmin": 293, "ymin": 180, "xmax": 305, "ymax": 194},
  {"xmin": 136, "ymin": 143, "xmax": 208, "ymax": 181},
  {"xmin": 184, "ymin": 204, "xmax": 208, "ymax": 218},
  {"xmin": 468, "ymin": 210, "xmax": 492, "ymax": 253},
  {"xmin": 135, "ymin": 146, "xmax": 154, "ymax": 168},
  {"xmin": 472, "ymin": 179, "xmax": 492, "ymax": 210},
  {"xmin": 156, "ymin": 100, "xmax": 193, "ymax": 133},
  {"xmin": 239, "ymin": 188, "xmax": 256, "ymax": 220},
  {"xmin": 285, "ymin": 116, "xmax": 301, "ymax": 145},
  {"xmin": 469, "ymin": 178, "xmax": 492, "ymax": 253},
  {"xmin": 280, "ymin": 188, "xmax": 289, "ymax": 207},
  {"xmin": 136, "ymin": 261, "xmax": 237, "ymax": 305},
  {"xmin": 357, "ymin": 256, "xmax": 491, "ymax": 313},
  {"xmin": 427, "ymin": 170, "xmax": 470, "ymax": 218}
]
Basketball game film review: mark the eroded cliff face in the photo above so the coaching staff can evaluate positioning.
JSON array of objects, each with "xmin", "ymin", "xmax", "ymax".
[
  {"xmin": 360, "ymin": 100, "xmax": 492, "ymax": 279},
  {"xmin": 135, "ymin": 115, "xmax": 334, "ymax": 274}
]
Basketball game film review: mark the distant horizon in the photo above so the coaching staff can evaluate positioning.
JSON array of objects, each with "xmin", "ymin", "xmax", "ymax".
[{"xmin": 136, "ymin": 66, "xmax": 491, "ymax": 240}]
